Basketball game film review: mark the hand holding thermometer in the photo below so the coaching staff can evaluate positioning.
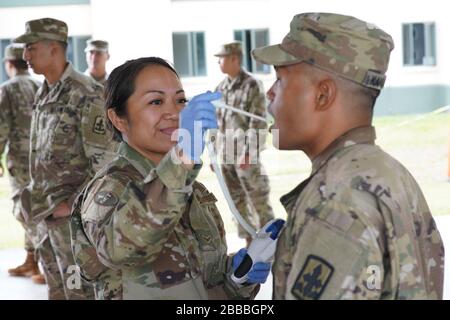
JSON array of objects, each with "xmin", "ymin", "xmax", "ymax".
[
  {"xmin": 205, "ymin": 95, "xmax": 283, "ymax": 285},
  {"xmin": 231, "ymin": 218, "xmax": 285, "ymax": 285}
]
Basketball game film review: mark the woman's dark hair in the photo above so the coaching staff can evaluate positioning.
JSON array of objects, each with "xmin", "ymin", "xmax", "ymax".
[{"xmin": 104, "ymin": 57, "xmax": 179, "ymax": 141}]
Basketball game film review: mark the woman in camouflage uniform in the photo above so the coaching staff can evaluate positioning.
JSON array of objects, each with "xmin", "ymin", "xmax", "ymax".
[{"xmin": 70, "ymin": 57, "xmax": 269, "ymax": 299}]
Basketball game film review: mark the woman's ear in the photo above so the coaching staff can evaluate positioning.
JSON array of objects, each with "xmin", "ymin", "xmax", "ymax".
[
  {"xmin": 315, "ymin": 78, "xmax": 337, "ymax": 111},
  {"xmin": 107, "ymin": 108, "xmax": 128, "ymax": 135}
]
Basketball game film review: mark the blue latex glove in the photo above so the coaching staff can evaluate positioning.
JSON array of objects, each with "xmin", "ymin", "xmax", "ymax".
[
  {"xmin": 265, "ymin": 219, "xmax": 285, "ymax": 239},
  {"xmin": 232, "ymin": 248, "xmax": 271, "ymax": 284},
  {"xmin": 178, "ymin": 91, "xmax": 221, "ymax": 163}
]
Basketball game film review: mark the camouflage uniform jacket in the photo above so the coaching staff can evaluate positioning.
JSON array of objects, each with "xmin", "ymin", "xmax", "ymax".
[
  {"xmin": 71, "ymin": 142, "xmax": 259, "ymax": 299},
  {"xmin": 273, "ymin": 126, "xmax": 444, "ymax": 300},
  {"xmin": 22, "ymin": 62, "xmax": 116, "ymax": 224},
  {"xmin": 0, "ymin": 72, "xmax": 40, "ymax": 191},
  {"xmin": 215, "ymin": 69, "xmax": 268, "ymax": 160}
]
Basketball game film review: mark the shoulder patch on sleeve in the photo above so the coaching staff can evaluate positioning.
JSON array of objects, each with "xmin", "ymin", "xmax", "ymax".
[
  {"xmin": 93, "ymin": 115, "xmax": 107, "ymax": 135},
  {"xmin": 291, "ymin": 254, "xmax": 334, "ymax": 300},
  {"xmin": 94, "ymin": 191, "xmax": 118, "ymax": 207}
]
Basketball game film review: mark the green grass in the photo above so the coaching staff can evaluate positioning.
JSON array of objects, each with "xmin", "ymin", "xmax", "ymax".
[
  {"xmin": 374, "ymin": 113, "xmax": 450, "ymax": 217},
  {"xmin": 1, "ymin": 112, "xmax": 449, "ymax": 249}
]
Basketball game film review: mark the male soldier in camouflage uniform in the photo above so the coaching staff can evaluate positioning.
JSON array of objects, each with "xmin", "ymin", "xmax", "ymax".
[
  {"xmin": 14, "ymin": 18, "xmax": 117, "ymax": 299},
  {"xmin": 214, "ymin": 42, "xmax": 274, "ymax": 246},
  {"xmin": 0, "ymin": 44, "xmax": 44, "ymax": 282},
  {"xmin": 84, "ymin": 40, "xmax": 109, "ymax": 86},
  {"xmin": 252, "ymin": 13, "xmax": 445, "ymax": 299}
]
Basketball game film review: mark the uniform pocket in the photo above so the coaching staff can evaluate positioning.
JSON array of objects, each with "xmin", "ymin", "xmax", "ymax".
[
  {"xmin": 35, "ymin": 103, "xmax": 79, "ymax": 164},
  {"xmin": 189, "ymin": 185, "xmax": 226, "ymax": 287},
  {"xmin": 49, "ymin": 105, "xmax": 79, "ymax": 149}
]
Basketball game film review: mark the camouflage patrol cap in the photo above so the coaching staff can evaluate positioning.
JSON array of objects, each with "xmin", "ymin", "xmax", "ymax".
[
  {"xmin": 252, "ymin": 13, "xmax": 394, "ymax": 90},
  {"xmin": 214, "ymin": 41, "xmax": 243, "ymax": 57},
  {"xmin": 13, "ymin": 18, "xmax": 68, "ymax": 44},
  {"xmin": 85, "ymin": 39, "xmax": 109, "ymax": 53},
  {"xmin": 3, "ymin": 43, "xmax": 25, "ymax": 61}
]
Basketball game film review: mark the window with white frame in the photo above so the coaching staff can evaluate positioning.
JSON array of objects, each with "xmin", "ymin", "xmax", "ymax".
[
  {"xmin": 172, "ymin": 32, "xmax": 206, "ymax": 77},
  {"xmin": 234, "ymin": 29, "xmax": 270, "ymax": 74},
  {"xmin": 403, "ymin": 22, "xmax": 436, "ymax": 66},
  {"xmin": 0, "ymin": 39, "xmax": 12, "ymax": 83},
  {"xmin": 67, "ymin": 35, "xmax": 91, "ymax": 73}
]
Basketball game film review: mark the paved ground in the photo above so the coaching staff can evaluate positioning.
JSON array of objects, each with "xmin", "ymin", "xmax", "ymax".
[
  {"xmin": 1, "ymin": 216, "xmax": 448, "ymax": 300},
  {"xmin": 0, "ymin": 248, "xmax": 47, "ymax": 300}
]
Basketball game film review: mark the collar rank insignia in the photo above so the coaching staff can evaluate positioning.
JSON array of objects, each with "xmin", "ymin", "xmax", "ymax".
[
  {"xmin": 291, "ymin": 255, "xmax": 334, "ymax": 300},
  {"xmin": 199, "ymin": 192, "xmax": 217, "ymax": 204},
  {"xmin": 94, "ymin": 191, "xmax": 118, "ymax": 207}
]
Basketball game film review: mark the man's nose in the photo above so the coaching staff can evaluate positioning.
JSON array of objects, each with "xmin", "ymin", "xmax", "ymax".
[
  {"xmin": 23, "ymin": 48, "xmax": 30, "ymax": 61},
  {"xmin": 266, "ymin": 87, "xmax": 274, "ymax": 102},
  {"xmin": 266, "ymin": 89, "xmax": 275, "ymax": 116}
]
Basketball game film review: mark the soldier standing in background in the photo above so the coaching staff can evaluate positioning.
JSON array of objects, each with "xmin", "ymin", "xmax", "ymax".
[
  {"xmin": 14, "ymin": 17, "xmax": 117, "ymax": 299},
  {"xmin": 214, "ymin": 42, "xmax": 274, "ymax": 247},
  {"xmin": 0, "ymin": 44, "xmax": 44, "ymax": 283},
  {"xmin": 252, "ymin": 12, "xmax": 445, "ymax": 299},
  {"xmin": 84, "ymin": 39, "xmax": 109, "ymax": 86}
]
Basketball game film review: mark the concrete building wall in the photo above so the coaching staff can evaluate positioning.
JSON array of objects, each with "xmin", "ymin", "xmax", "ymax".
[
  {"xmin": 0, "ymin": 4, "xmax": 91, "ymax": 38},
  {"xmin": 89, "ymin": 0, "xmax": 173, "ymax": 68},
  {"xmin": 1, "ymin": 0, "xmax": 449, "ymax": 115}
]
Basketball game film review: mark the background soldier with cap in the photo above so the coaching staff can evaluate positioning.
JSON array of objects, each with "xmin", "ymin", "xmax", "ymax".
[
  {"xmin": 84, "ymin": 39, "xmax": 109, "ymax": 86},
  {"xmin": 14, "ymin": 17, "xmax": 117, "ymax": 299},
  {"xmin": 0, "ymin": 43, "xmax": 44, "ymax": 283},
  {"xmin": 214, "ymin": 41, "xmax": 274, "ymax": 247},
  {"xmin": 252, "ymin": 12, "xmax": 444, "ymax": 299}
]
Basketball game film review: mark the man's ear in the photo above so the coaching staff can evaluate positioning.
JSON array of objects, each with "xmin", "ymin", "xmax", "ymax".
[
  {"xmin": 231, "ymin": 54, "xmax": 240, "ymax": 65},
  {"xmin": 50, "ymin": 41, "xmax": 60, "ymax": 56},
  {"xmin": 107, "ymin": 108, "xmax": 128, "ymax": 135},
  {"xmin": 315, "ymin": 78, "xmax": 337, "ymax": 111},
  {"xmin": 4, "ymin": 61, "xmax": 12, "ymax": 76}
]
